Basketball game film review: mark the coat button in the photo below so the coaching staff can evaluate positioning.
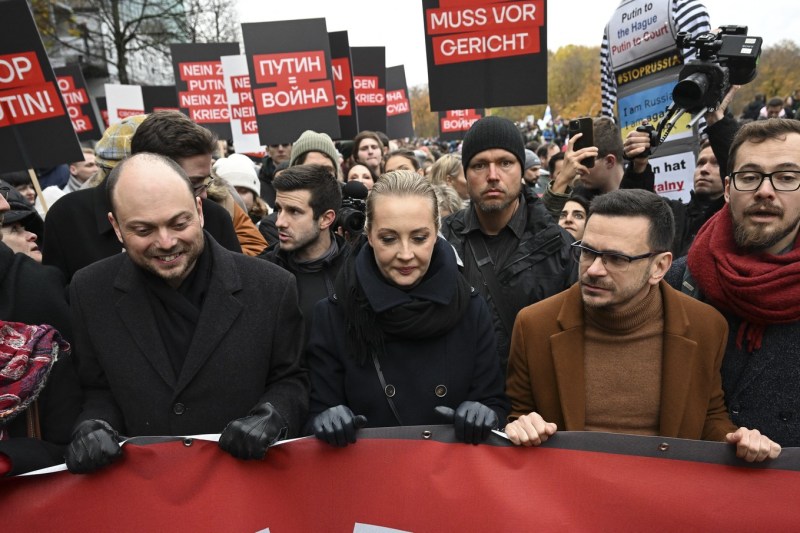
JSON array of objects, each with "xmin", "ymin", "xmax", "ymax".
[
  {"xmin": 435, "ymin": 385, "xmax": 447, "ymax": 397},
  {"xmin": 173, "ymin": 403, "xmax": 186, "ymax": 415},
  {"xmin": 384, "ymin": 385, "xmax": 396, "ymax": 398}
]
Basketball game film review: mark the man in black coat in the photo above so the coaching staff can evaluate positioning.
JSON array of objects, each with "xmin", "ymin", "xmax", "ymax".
[
  {"xmin": 259, "ymin": 164, "xmax": 348, "ymax": 346},
  {"xmin": 440, "ymin": 116, "xmax": 576, "ymax": 373},
  {"xmin": 65, "ymin": 154, "xmax": 308, "ymax": 473}
]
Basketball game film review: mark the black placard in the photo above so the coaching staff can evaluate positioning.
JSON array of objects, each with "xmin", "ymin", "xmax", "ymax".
[
  {"xmin": 328, "ymin": 31, "xmax": 358, "ymax": 140},
  {"xmin": 95, "ymin": 96, "xmax": 109, "ymax": 129},
  {"xmin": 438, "ymin": 109, "xmax": 485, "ymax": 141},
  {"xmin": 242, "ymin": 18, "xmax": 340, "ymax": 145},
  {"xmin": 0, "ymin": 0, "xmax": 83, "ymax": 172},
  {"xmin": 386, "ymin": 66, "xmax": 414, "ymax": 140},
  {"xmin": 351, "ymin": 47, "xmax": 387, "ymax": 134},
  {"xmin": 170, "ymin": 42, "xmax": 239, "ymax": 138},
  {"xmin": 422, "ymin": 0, "xmax": 548, "ymax": 110},
  {"xmin": 54, "ymin": 64, "xmax": 101, "ymax": 142},
  {"xmin": 142, "ymin": 85, "xmax": 180, "ymax": 113}
]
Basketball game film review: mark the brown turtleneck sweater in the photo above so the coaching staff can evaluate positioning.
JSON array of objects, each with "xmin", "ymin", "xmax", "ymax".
[{"xmin": 584, "ymin": 284, "xmax": 664, "ymax": 435}]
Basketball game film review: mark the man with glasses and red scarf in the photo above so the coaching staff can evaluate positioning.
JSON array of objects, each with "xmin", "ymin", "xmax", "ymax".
[
  {"xmin": 667, "ymin": 118, "xmax": 800, "ymax": 448},
  {"xmin": 504, "ymin": 189, "xmax": 781, "ymax": 463}
]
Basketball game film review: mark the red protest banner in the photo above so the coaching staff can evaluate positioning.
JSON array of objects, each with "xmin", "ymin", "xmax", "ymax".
[
  {"xmin": 1, "ymin": 430, "xmax": 798, "ymax": 531},
  {"xmin": 329, "ymin": 30, "xmax": 359, "ymax": 140},
  {"xmin": 439, "ymin": 108, "xmax": 485, "ymax": 139}
]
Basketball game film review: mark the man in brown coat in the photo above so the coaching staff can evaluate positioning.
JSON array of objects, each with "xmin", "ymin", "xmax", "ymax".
[{"xmin": 505, "ymin": 189, "xmax": 781, "ymax": 462}]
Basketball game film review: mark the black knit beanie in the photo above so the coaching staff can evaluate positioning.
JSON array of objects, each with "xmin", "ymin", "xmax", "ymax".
[{"xmin": 461, "ymin": 116, "xmax": 525, "ymax": 173}]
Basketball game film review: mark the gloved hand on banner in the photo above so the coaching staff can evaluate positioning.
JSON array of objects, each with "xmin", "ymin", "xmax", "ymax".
[
  {"xmin": 435, "ymin": 401, "xmax": 498, "ymax": 445},
  {"xmin": 65, "ymin": 419, "xmax": 123, "ymax": 474},
  {"xmin": 311, "ymin": 405, "xmax": 368, "ymax": 447},
  {"xmin": 218, "ymin": 402, "xmax": 288, "ymax": 460}
]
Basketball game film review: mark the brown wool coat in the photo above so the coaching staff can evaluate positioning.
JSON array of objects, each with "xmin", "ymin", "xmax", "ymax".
[{"xmin": 506, "ymin": 281, "xmax": 737, "ymax": 442}]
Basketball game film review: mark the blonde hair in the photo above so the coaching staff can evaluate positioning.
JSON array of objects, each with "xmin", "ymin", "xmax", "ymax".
[
  {"xmin": 366, "ymin": 170, "xmax": 440, "ymax": 233},
  {"xmin": 433, "ymin": 184, "xmax": 464, "ymax": 217},
  {"xmin": 428, "ymin": 153, "xmax": 462, "ymax": 186}
]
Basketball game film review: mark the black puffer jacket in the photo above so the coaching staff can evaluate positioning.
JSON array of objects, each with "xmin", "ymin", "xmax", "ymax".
[{"xmin": 440, "ymin": 190, "xmax": 576, "ymax": 373}]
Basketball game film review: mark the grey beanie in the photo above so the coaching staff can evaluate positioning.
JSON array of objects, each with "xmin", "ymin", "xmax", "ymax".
[
  {"xmin": 524, "ymin": 149, "xmax": 542, "ymax": 170},
  {"xmin": 289, "ymin": 130, "xmax": 338, "ymax": 168},
  {"xmin": 461, "ymin": 116, "xmax": 526, "ymax": 173}
]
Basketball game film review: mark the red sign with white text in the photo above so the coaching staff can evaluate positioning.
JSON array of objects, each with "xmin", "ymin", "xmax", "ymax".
[
  {"xmin": 331, "ymin": 57, "xmax": 353, "ymax": 116},
  {"xmin": 251, "ymin": 51, "xmax": 334, "ymax": 115}
]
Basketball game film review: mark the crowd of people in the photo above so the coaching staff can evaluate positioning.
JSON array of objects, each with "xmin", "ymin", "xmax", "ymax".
[{"xmin": 1, "ymin": 96, "xmax": 797, "ymax": 477}]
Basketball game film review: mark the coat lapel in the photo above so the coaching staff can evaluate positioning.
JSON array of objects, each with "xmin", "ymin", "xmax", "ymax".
[
  {"xmin": 658, "ymin": 282, "xmax": 699, "ymax": 437},
  {"xmin": 114, "ymin": 258, "xmax": 177, "ymax": 388},
  {"xmin": 174, "ymin": 241, "xmax": 242, "ymax": 396},
  {"xmin": 550, "ymin": 284, "xmax": 586, "ymax": 430}
]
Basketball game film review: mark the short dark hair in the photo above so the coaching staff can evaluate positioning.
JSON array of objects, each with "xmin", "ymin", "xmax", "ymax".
[
  {"xmin": 537, "ymin": 143, "xmax": 555, "ymax": 160},
  {"xmin": 728, "ymin": 118, "xmax": 800, "ymax": 174},
  {"xmin": 588, "ymin": 189, "xmax": 674, "ymax": 252},
  {"xmin": 131, "ymin": 111, "xmax": 217, "ymax": 161},
  {"xmin": 273, "ymin": 164, "xmax": 342, "ymax": 219},
  {"xmin": 106, "ymin": 152, "xmax": 192, "ymax": 216},
  {"xmin": 383, "ymin": 149, "xmax": 420, "ymax": 171},
  {"xmin": 352, "ymin": 131, "xmax": 383, "ymax": 160},
  {"xmin": 565, "ymin": 194, "xmax": 590, "ymax": 214},
  {"xmin": 548, "ymin": 152, "xmax": 564, "ymax": 176},
  {"xmin": 767, "ymin": 97, "xmax": 784, "ymax": 108},
  {"xmin": 593, "ymin": 117, "xmax": 624, "ymax": 163}
]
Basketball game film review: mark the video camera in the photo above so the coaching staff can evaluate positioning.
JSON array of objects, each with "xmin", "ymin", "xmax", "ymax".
[
  {"xmin": 635, "ymin": 26, "xmax": 762, "ymax": 157},
  {"xmin": 336, "ymin": 181, "xmax": 368, "ymax": 234}
]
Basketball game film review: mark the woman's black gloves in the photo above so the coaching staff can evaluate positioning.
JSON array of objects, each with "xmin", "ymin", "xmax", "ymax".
[
  {"xmin": 311, "ymin": 405, "xmax": 368, "ymax": 447},
  {"xmin": 435, "ymin": 401, "xmax": 498, "ymax": 444}
]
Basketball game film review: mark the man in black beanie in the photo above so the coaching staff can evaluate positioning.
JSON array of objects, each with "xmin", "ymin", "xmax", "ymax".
[{"xmin": 441, "ymin": 116, "xmax": 576, "ymax": 374}]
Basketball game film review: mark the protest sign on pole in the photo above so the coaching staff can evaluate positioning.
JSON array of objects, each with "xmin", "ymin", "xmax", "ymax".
[
  {"xmin": 242, "ymin": 18, "xmax": 340, "ymax": 145},
  {"xmin": 328, "ymin": 31, "xmax": 358, "ymax": 140},
  {"xmin": 422, "ymin": 0, "xmax": 548, "ymax": 110},
  {"xmin": 170, "ymin": 42, "xmax": 239, "ymax": 139},
  {"xmin": 54, "ymin": 64, "xmax": 101, "ymax": 142},
  {"xmin": 386, "ymin": 65, "xmax": 414, "ymax": 140},
  {"xmin": 604, "ymin": 0, "xmax": 699, "ymax": 203},
  {"xmin": 351, "ymin": 46, "xmax": 387, "ymax": 134},
  {"xmin": 0, "ymin": 0, "xmax": 83, "ymax": 174},
  {"xmin": 104, "ymin": 84, "xmax": 144, "ymax": 125},
  {"xmin": 142, "ymin": 85, "xmax": 180, "ymax": 113},
  {"xmin": 438, "ymin": 108, "xmax": 485, "ymax": 141},
  {"xmin": 220, "ymin": 54, "xmax": 263, "ymax": 155}
]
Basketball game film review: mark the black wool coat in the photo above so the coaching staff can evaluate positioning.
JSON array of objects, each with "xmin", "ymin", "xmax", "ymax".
[
  {"xmin": 69, "ymin": 235, "xmax": 308, "ymax": 437},
  {"xmin": 306, "ymin": 239, "xmax": 509, "ymax": 429}
]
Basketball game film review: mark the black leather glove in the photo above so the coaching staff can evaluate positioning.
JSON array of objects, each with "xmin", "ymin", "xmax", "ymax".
[
  {"xmin": 218, "ymin": 402, "xmax": 288, "ymax": 460},
  {"xmin": 435, "ymin": 401, "xmax": 499, "ymax": 444},
  {"xmin": 311, "ymin": 405, "xmax": 368, "ymax": 447},
  {"xmin": 65, "ymin": 419, "xmax": 123, "ymax": 474}
]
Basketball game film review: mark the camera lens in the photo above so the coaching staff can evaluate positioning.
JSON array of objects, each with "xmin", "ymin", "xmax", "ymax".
[
  {"xmin": 673, "ymin": 72, "xmax": 710, "ymax": 110},
  {"xmin": 344, "ymin": 211, "xmax": 366, "ymax": 233}
]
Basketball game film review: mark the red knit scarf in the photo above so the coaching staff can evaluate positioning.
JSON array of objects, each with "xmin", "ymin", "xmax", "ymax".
[
  {"xmin": 687, "ymin": 207, "xmax": 800, "ymax": 352},
  {"xmin": 0, "ymin": 322, "xmax": 68, "ymax": 440}
]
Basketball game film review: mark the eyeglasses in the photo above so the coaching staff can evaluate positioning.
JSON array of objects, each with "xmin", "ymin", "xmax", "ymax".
[
  {"xmin": 571, "ymin": 241, "xmax": 665, "ymax": 272},
  {"xmin": 730, "ymin": 170, "xmax": 800, "ymax": 192},
  {"xmin": 0, "ymin": 185, "xmax": 10, "ymax": 201},
  {"xmin": 190, "ymin": 176, "xmax": 213, "ymax": 197}
]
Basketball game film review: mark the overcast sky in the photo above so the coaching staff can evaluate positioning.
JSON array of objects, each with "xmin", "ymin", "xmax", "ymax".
[{"xmin": 236, "ymin": 0, "xmax": 797, "ymax": 87}]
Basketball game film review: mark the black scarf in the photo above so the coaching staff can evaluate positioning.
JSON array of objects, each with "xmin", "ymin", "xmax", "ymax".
[
  {"xmin": 335, "ymin": 236, "xmax": 473, "ymax": 365},
  {"xmin": 141, "ymin": 236, "xmax": 213, "ymax": 376},
  {"xmin": 285, "ymin": 233, "xmax": 339, "ymax": 273}
]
